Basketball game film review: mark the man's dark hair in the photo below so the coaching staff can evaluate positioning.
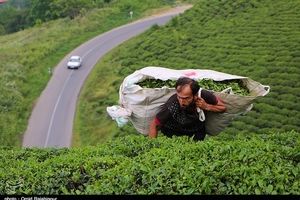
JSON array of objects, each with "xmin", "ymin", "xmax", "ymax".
[{"xmin": 175, "ymin": 77, "xmax": 199, "ymax": 95}]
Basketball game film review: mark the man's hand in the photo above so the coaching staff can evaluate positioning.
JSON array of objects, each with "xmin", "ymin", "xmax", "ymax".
[
  {"xmin": 194, "ymin": 96, "xmax": 226, "ymax": 112},
  {"xmin": 195, "ymin": 97, "xmax": 209, "ymax": 110}
]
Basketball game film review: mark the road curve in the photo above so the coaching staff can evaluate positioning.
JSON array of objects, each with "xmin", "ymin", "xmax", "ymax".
[{"xmin": 22, "ymin": 5, "xmax": 192, "ymax": 148}]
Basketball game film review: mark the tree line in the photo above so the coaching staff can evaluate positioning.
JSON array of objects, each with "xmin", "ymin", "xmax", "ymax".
[{"xmin": 0, "ymin": 0, "xmax": 113, "ymax": 35}]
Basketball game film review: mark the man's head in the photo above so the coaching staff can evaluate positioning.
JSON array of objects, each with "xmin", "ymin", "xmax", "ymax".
[{"xmin": 175, "ymin": 77, "xmax": 199, "ymax": 108}]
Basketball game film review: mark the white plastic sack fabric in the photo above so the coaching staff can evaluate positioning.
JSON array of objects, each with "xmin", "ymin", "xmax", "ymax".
[
  {"xmin": 106, "ymin": 105, "xmax": 132, "ymax": 127},
  {"xmin": 107, "ymin": 66, "xmax": 270, "ymax": 136}
]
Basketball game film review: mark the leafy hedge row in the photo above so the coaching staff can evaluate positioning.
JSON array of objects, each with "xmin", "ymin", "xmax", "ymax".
[{"xmin": 0, "ymin": 131, "xmax": 299, "ymax": 194}]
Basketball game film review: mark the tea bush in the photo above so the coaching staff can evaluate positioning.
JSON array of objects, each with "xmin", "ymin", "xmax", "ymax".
[{"xmin": 0, "ymin": 131, "xmax": 299, "ymax": 194}]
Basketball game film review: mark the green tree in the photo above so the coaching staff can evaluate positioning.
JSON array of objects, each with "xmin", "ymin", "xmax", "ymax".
[
  {"xmin": 29, "ymin": 0, "xmax": 53, "ymax": 23},
  {"xmin": 50, "ymin": 0, "xmax": 93, "ymax": 19},
  {"xmin": 0, "ymin": 24, "xmax": 5, "ymax": 35}
]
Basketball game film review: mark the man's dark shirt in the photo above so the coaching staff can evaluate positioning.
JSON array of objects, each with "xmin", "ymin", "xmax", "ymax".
[{"xmin": 155, "ymin": 90, "xmax": 217, "ymax": 140}]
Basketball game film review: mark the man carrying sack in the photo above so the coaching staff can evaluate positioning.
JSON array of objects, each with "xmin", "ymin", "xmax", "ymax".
[{"xmin": 149, "ymin": 77, "xmax": 226, "ymax": 141}]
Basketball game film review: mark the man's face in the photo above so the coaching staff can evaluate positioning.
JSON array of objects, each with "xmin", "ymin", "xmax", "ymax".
[{"xmin": 176, "ymin": 85, "xmax": 194, "ymax": 108}]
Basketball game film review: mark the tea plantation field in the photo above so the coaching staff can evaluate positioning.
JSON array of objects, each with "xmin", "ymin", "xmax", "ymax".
[
  {"xmin": 0, "ymin": 131, "xmax": 299, "ymax": 194},
  {"xmin": 0, "ymin": 0, "xmax": 299, "ymax": 195},
  {"xmin": 76, "ymin": 0, "xmax": 300, "ymax": 145},
  {"xmin": 0, "ymin": 0, "xmax": 182, "ymax": 146}
]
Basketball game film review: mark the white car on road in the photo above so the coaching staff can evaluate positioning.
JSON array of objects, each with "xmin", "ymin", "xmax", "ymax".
[{"xmin": 67, "ymin": 56, "xmax": 82, "ymax": 69}]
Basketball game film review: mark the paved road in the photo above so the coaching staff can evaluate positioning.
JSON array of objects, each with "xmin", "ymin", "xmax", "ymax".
[{"xmin": 22, "ymin": 5, "xmax": 192, "ymax": 148}]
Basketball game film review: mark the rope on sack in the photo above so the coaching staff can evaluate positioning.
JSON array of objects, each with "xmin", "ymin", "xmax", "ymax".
[{"xmin": 196, "ymin": 88, "xmax": 206, "ymax": 122}]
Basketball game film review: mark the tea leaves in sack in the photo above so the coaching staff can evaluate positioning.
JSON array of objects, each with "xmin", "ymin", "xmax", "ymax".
[{"xmin": 138, "ymin": 78, "xmax": 249, "ymax": 96}]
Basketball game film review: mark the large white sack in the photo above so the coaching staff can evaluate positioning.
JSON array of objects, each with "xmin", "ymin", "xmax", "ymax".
[{"xmin": 107, "ymin": 66, "xmax": 270, "ymax": 136}]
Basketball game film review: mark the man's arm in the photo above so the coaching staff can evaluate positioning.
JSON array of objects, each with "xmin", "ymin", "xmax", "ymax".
[
  {"xmin": 149, "ymin": 97, "xmax": 173, "ymax": 139},
  {"xmin": 149, "ymin": 118, "xmax": 159, "ymax": 138},
  {"xmin": 195, "ymin": 96, "xmax": 226, "ymax": 112}
]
